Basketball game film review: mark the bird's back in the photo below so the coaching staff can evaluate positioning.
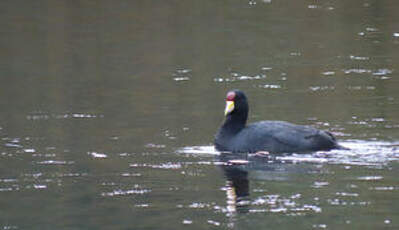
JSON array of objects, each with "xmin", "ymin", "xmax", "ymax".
[{"xmin": 224, "ymin": 121, "xmax": 338, "ymax": 153}]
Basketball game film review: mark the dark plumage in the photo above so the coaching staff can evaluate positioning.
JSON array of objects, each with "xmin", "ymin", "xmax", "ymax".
[{"xmin": 215, "ymin": 90, "xmax": 345, "ymax": 154}]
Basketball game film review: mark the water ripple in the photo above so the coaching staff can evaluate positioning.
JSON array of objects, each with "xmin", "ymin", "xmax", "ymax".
[
  {"xmin": 36, "ymin": 160, "xmax": 75, "ymax": 165},
  {"xmin": 101, "ymin": 188, "xmax": 151, "ymax": 197},
  {"xmin": 26, "ymin": 112, "xmax": 104, "ymax": 121},
  {"xmin": 178, "ymin": 140, "xmax": 399, "ymax": 166},
  {"xmin": 213, "ymin": 73, "xmax": 266, "ymax": 83}
]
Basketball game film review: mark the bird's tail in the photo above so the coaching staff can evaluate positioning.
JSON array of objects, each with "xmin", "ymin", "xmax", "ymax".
[{"xmin": 325, "ymin": 131, "xmax": 350, "ymax": 150}]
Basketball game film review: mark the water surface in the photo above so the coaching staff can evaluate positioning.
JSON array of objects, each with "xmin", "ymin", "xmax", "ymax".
[{"xmin": 0, "ymin": 0, "xmax": 399, "ymax": 229}]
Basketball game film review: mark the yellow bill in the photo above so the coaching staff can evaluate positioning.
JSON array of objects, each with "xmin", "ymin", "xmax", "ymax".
[{"xmin": 224, "ymin": 101, "xmax": 235, "ymax": 116}]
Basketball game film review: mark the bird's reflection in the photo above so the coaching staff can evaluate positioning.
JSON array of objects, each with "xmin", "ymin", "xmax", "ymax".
[
  {"xmin": 222, "ymin": 165, "xmax": 250, "ymax": 214},
  {"xmin": 217, "ymin": 152, "xmax": 251, "ymax": 214},
  {"xmin": 217, "ymin": 152, "xmax": 317, "ymax": 215}
]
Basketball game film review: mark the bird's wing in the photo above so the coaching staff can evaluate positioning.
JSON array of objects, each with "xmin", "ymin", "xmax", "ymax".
[{"xmin": 244, "ymin": 121, "xmax": 333, "ymax": 152}]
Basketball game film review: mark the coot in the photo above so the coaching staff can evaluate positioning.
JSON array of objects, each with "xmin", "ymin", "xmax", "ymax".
[{"xmin": 215, "ymin": 90, "xmax": 345, "ymax": 153}]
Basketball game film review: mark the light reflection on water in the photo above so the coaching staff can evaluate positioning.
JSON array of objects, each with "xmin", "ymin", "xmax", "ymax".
[
  {"xmin": 1, "ymin": 136, "xmax": 398, "ymax": 229},
  {"xmin": 176, "ymin": 141, "xmax": 398, "ymax": 225},
  {"xmin": 178, "ymin": 140, "xmax": 399, "ymax": 166},
  {"xmin": 0, "ymin": 0, "xmax": 399, "ymax": 229},
  {"xmin": 1, "ymin": 112, "xmax": 398, "ymax": 230},
  {"xmin": 175, "ymin": 145, "xmax": 395, "ymax": 230}
]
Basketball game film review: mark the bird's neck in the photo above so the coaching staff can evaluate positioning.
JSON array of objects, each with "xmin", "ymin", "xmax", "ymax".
[{"xmin": 220, "ymin": 114, "xmax": 247, "ymax": 136}]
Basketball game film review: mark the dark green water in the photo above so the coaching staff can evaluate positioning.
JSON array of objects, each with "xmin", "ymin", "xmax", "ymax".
[{"xmin": 0, "ymin": 0, "xmax": 398, "ymax": 229}]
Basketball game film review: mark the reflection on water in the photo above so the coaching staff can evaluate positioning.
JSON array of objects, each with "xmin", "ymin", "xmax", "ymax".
[
  {"xmin": 1, "ymin": 137, "xmax": 398, "ymax": 229},
  {"xmin": 219, "ymin": 160, "xmax": 318, "ymax": 216},
  {"xmin": 1, "ymin": 0, "xmax": 399, "ymax": 229},
  {"xmin": 180, "ymin": 140, "xmax": 399, "ymax": 166},
  {"xmin": 221, "ymin": 165, "xmax": 250, "ymax": 214},
  {"xmin": 180, "ymin": 142, "xmax": 398, "ymax": 228}
]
